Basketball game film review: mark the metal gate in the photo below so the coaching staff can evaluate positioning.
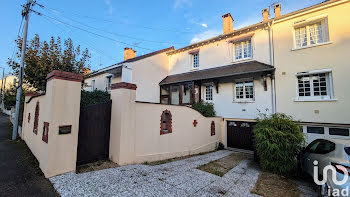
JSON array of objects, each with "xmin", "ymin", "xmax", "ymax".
[
  {"xmin": 227, "ymin": 121, "xmax": 256, "ymax": 150},
  {"xmin": 77, "ymin": 100, "xmax": 112, "ymax": 165}
]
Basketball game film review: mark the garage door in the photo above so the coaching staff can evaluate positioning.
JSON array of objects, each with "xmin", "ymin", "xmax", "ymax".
[
  {"xmin": 303, "ymin": 125, "xmax": 350, "ymax": 144},
  {"xmin": 227, "ymin": 121, "xmax": 256, "ymax": 150}
]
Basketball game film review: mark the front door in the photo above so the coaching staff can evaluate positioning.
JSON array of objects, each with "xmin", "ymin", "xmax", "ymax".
[{"xmin": 227, "ymin": 121, "xmax": 256, "ymax": 150}]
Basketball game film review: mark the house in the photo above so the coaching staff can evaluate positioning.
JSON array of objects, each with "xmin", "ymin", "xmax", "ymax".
[
  {"xmin": 84, "ymin": 0, "xmax": 350, "ymax": 150},
  {"xmin": 271, "ymin": 0, "xmax": 350, "ymax": 143}
]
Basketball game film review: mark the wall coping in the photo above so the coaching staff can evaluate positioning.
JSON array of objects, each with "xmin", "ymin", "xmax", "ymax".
[
  {"xmin": 46, "ymin": 70, "xmax": 83, "ymax": 82},
  {"xmin": 111, "ymin": 82, "xmax": 137, "ymax": 90}
]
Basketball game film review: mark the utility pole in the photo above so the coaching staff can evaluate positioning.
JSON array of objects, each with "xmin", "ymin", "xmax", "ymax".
[{"xmin": 12, "ymin": 0, "xmax": 33, "ymax": 140}]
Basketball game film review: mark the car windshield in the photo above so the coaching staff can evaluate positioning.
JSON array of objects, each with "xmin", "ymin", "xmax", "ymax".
[{"xmin": 345, "ymin": 147, "xmax": 350, "ymax": 156}]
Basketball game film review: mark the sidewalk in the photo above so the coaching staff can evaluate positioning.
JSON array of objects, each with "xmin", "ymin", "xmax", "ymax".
[{"xmin": 0, "ymin": 113, "xmax": 58, "ymax": 197}]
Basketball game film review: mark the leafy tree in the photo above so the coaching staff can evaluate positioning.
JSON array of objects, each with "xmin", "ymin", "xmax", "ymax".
[
  {"xmin": 8, "ymin": 34, "xmax": 91, "ymax": 91},
  {"xmin": 253, "ymin": 113, "xmax": 305, "ymax": 176},
  {"xmin": 80, "ymin": 90, "xmax": 110, "ymax": 108}
]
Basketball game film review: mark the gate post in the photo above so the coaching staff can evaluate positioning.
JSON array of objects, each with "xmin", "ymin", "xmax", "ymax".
[{"xmin": 109, "ymin": 82, "xmax": 137, "ymax": 165}]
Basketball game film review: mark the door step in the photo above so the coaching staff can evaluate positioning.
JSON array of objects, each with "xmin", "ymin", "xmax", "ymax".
[{"xmin": 227, "ymin": 147, "xmax": 253, "ymax": 155}]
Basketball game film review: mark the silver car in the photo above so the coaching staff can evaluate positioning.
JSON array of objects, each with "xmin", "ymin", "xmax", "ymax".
[{"xmin": 300, "ymin": 138, "xmax": 350, "ymax": 197}]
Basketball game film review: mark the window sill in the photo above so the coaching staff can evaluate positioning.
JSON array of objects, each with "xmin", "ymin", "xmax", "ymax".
[
  {"xmin": 294, "ymin": 98, "xmax": 337, "ymax": 102},
  {"xmin": 232, "ymin": 58, "xmax": 253, "ymax": 63},
  {"xmin": 190, "ymin": 68, "xmax": 199, "ymax": 71},
  {"xmin": 291, "ymin": 41, "xmax": 332, "ymax": 51},
  {"xmin": 233, "ymin": 100, "xmax": 255, "ymax": 103}
]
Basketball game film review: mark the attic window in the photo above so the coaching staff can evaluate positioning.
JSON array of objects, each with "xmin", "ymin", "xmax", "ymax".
[{"xmin": 160, "ymin": 110, "xmax": 172, "ymax": 135}]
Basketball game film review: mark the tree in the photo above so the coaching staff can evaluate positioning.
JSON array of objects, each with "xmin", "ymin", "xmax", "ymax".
[
  {"xmin": 253, "ymin": 113, "xmax": 305, "ymax": 176},
  {"xmin": 8, "ymin": 34, "xmax": 91, "ymax": 91}
]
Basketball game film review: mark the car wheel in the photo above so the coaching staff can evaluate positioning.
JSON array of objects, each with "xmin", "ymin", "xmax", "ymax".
[{"xmin": 320, "ymin": 182, "xmax": 330, "ymax": 197}]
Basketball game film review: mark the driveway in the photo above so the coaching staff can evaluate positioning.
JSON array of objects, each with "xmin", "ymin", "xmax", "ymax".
[
  {"xmin": 0, "ymin": 113, "xmax": 58, "ymax": 197},
  {"xmin": 50, "ymin": 150, "xmax": 317, "ymax": 197}
]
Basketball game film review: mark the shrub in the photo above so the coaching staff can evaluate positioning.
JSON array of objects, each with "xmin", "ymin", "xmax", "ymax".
[
  {"xmin": 80, "ymin": 90, "xmax": 110, "ymax": 107},
  {"xmin": 191, "ymin": 101, "xmax": 216, "ymax": 117},
  {"xmin": 253, "ymin": 113, "xmax": 305, "ymax": 176}
]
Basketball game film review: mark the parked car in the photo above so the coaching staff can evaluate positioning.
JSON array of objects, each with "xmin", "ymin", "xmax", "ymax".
[{"xmin": 299, "ymin": 138, "xmax": 350, "ymax": 197}]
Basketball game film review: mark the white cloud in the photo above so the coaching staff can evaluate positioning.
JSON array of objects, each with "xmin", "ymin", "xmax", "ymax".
[
  {"xmin": 104, "ymin": 0, "xmax": 114, "ymax": 15},
  {"xmin": 174, "ymin": 0, "xmax": 191, "ymax": 9},
  {"xmin": 201, "ymin": 23, "xmax": 208, "ymax": 28},
  {"xmin": 190, "ymin": 30, "xmax": 221, "ymax": 44}
]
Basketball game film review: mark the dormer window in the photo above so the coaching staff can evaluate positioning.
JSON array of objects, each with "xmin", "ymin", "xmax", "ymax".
[{"xmin": 234, "ymin": 40, "xmax": 252, "ymax": 60}]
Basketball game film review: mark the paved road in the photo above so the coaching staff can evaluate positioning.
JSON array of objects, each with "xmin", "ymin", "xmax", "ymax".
[{"xmin": 0, "ymin": 113, "xmax": 58, "ymax": 197}]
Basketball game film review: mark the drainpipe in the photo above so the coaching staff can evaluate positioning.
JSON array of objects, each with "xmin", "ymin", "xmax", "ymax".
[{"xmin": 268, "ymin": 21, "xmax": 276, "ymax": 114}]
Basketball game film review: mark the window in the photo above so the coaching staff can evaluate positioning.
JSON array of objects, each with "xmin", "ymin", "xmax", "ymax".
[
  {"xmin": 105, "ymin": 75, "xmax": 112, "ymax": 91},
  {"xmin": 234, "ymin": 81, "xmax": 254, "ymax": 101},
  {"xmin": 307, "ymin": 126, "xmax": 325, "ymax": 134},
  {"xmin": 182, "ymin": 84, "xmax": 191, "ymax": 104},
  {"xmin": 314, "ymin": 140, "xmax": 335, "ymax": 154},
  {"xmin": 171, "ymin": 85, "xmax": 180, "ymax": 105},
  {"xmin": 294, "ymin": 18, "xmax": 329, "ymax": 49},
  {"xmin": 91, "ymin": 79, "xmax": 95, "ymax": 91},
  {"xmin": 205, "ymin": 85, "xmax": 213, "ymax": 101},
  {"xmin": 235, "ymin": 40, "xmax": 251, "ymax": 60},
  {"xmin": 297, "ymin": 71, "xmax": 333, "ymax": 100},
  {"xmin": 160, "ymin": 110, "xmax": 172, "ymax": 135},
  {"xmin": 329, "ymin": 128, "xmax": 349, "ymax": 136},
  {"xmin": 211, "ymin": 121, "xmax": 215, "ymax": 136},
  {"xmin": 42, "ymin": 122, "xmax": 49, "ymax": 143},
  {"xmin": 192, "ymin": 52, "xmax": 199, "ymax": 69},
  {"xmin": 160, "ymin": 86, "xmax": 170, "ymax": 104},
  {"xmin": 33, "ymin": 101, "xmax": 39, "ymax": 134}
]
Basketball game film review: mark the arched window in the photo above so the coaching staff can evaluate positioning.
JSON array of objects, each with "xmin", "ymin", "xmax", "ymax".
[
  {"xmin": 160, "ymin": 110, "xmax": 172, "ymax": 135},
  {"xmin": 211, "ymin": 121, "xmax": 215, "ymax": 136},
  {"xmin": 42, "ymin": 122, "xmax": 49, "ymax": 143},
  {"xmin": 33, "ymin": 102, "xmax": 39, "ymax": 134}
]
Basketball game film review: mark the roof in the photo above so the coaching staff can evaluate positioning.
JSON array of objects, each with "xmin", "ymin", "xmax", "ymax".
[
  {"xmin": 87, "ymin": 46, "xmax": 175, "ymax": 78},
  {"xmin": 159, "ymin": 61, "xmax": 275, "ymax": 85},
  {"xmin": 167, "ymin": 0, "xmax": 341, "ymax": 55}
]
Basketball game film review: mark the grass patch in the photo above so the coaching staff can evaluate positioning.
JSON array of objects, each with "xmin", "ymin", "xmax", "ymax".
[
  {"xmin": 144, "ymin": 150, "xmax": 216, "ymax": 166},
  {"xmin": 197, "ymin": 152, "xmax": 250, "ymax": 177},
  {"xmin": 76, "ymin": 159, "xmax": 119, "ymax": 173},
  {"xmin": 251, "ymin": 171, "xmax": 301, "ymax": 197}
]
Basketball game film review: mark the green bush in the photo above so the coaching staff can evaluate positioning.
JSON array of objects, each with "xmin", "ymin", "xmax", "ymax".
[
  {"xmin": 80, "ymin": 90, "xmax": 110, "ymax": 107},
  {"xmin": 191, "ymin": 101, "xmax": 216, "ymax": 117},
  {"xmin": 253, "ymin": 113, "xmax": 305, "ymax": 176}
]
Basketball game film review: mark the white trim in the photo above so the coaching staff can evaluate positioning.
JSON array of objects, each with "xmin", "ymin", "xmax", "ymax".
[
  {"xmin": 294, "ymin": 98, "xmax": 337, "ymax": 102},
  {"xmin": 291, "ymin": 41, "xmax": 332, "ymax": 51},
  {"xmin": 296, "ymin": 68, "xmax": 332, "ymax": 76},
  {"xmin": 293, "ymin": 14, "xmax": 328, "ymax": 27},
  {"xmin": 233, "ymin": 80, "xmax": 255, "ymax": 102}
]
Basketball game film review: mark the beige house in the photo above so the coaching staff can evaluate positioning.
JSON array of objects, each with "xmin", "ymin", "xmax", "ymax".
[{"xmin": 84, "ymin": 0, "xmax": 350, "ymax": 150}]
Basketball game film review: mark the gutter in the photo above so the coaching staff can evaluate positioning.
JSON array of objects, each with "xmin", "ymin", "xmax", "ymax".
[{"xmin": 268, "ymin": 21, "xmax": 277, "ymax": 114}]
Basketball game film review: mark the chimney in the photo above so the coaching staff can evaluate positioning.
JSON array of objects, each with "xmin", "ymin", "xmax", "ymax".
[
  {"xmin": 262, "ymin": 8, "xmax": 269, "ymax": 22},
  {"xmin": 274, "ymin": 3, "xmax": 281, "ymax": 18},
  {"xmin": 124, "ymin": 47, "xmax": 136, "ymax": 61},
  {"xmin": 222, "ymin": 13, "xmax": 233, "ymax": 35}
]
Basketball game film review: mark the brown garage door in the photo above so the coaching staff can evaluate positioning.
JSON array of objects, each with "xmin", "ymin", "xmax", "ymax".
[{"xmin": 227, "ymin": 121, "xmax": 256, "ymax": 150}]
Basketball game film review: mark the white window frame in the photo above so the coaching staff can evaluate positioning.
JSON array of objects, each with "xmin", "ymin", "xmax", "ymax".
[
  {"xmin": 204, "ymin": 84, "xmax": 213, "ymax": 102},
  {"xmin": 233, "ymin": 80, "xmax": 255, "ymax": 102},
  {"xmin": 105, "ymin": 74, "xmax": 112, "ymax": 91},
  {"xmin": 292, "ymin": 15, "xmax": 330, "ymax": 50},
  {"xmin": 91, "ymin": 79, "xmax": 95, "ymax": 91},
  {"xmin": 295, "ymin": 69, "xmax": 334, "ymax": 101},
  {"xmin": 191, "ymin": 52, "xmax": 199, "ymax": 69},
  {"xmin": 233, "ymin": 40, "xmax": 252, "ymax": 61}
]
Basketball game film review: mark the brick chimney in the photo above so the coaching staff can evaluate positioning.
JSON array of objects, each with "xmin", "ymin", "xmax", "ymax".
[
  {"xmin": 262, "ymin": 8, "xmax": 269, "ymax": 22},
  {"xmin": 124, "ymin": 48, "xmax": 136, "ymax": 61},
  {"xmin": 274, "ymin": 3, "xmax": 281, "ymax": 18},
  {"xmin": 222, "ymin": 13, "xmax": 233, "ymax": 35}
]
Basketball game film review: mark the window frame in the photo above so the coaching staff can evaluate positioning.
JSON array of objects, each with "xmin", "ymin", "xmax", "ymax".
[
  {"xmin": 204, "ymin": 84, "xmax": 213, "ymax": 102},
  {"xmin": 292, "ymin": 16, "xmax": 329, "ymax": 49},
  {"xmin": 191, "ymin": 52, "xmax": 199, "ymax": 69},
  {"xmin": 233, "ymin": 80, "xmax": 255, "ymax": 102},
  {"xmin": 233, "ymin": 40, "xmax": 252, "ymax": 61},
  {"xmin": 105, "ymin": 74, "xmax": 112, "ymax": 91},
  {"xmin": 295, "ymin": 69, "xmax": 334, "ymax": 101},
  {"xmin": 91, "ymin": 79, "xmax": 95, "ymax": 91}
]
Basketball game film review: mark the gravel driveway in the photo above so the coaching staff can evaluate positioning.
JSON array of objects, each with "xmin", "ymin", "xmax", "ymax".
[{"xmin": 50, "ymin": 150, "xmax": 316, "ymax": 197}]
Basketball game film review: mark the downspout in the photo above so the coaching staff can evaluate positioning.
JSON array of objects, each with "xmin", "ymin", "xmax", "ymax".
[{"xmin": 268, "ymin": 21, "xmax": 276, "ymax": 114}]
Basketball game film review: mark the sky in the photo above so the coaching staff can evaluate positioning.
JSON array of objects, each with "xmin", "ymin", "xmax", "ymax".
[{"xmin": 0, "ymin": 0, "xmax": 323, "ymax": 75}]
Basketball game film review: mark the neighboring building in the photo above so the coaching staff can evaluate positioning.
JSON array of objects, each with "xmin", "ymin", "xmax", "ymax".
[
  {"xmin": 271, "ymin": 0, "xmax": 350, "ymax": 143},
  {"xmin": 84, "ymin": 0, "xmax": 350, "ymax": 149}
]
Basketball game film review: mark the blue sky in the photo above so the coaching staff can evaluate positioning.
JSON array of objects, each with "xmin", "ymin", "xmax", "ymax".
[{"xmin": 1, "ymin": 0, "xmax": 323, "ymax": 74}]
